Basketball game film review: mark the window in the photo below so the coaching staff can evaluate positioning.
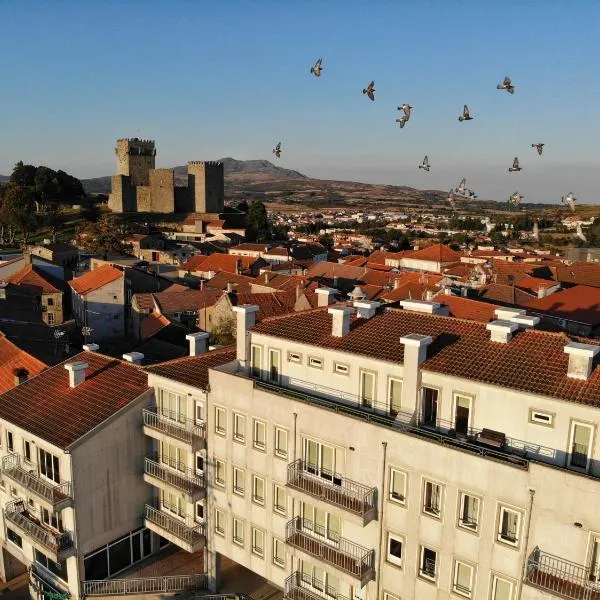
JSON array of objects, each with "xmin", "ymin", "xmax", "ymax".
[
  {"xmin": 215, "ymin": 406, "xmax": 226, "ymax": 436},
  {"xmin": 453, "ymin": 560, "xmax": 475, "ymax": 597},
  {"xmin": 195, "ymin": 502, "xmax": 204, "ymax": 522},
  {"xmin": 569, "ymin": 421, "xmax": 594, "ymax": 471},
  {"xmin": 41, "ymin": 508, "xmax": 63, "ymax": 532},
  {"xmin": 253, "ymin": 420, "xmax": 266, "ymax": 450},
  {"xmin": 269, "ymin": 349, "xmax": 281, "ymax": 383},
  {"xmin": 288, "ymin": 352, "xmax": 302, "ymax": 364},
  {"xmin": 47, "ymin": 298, "xmax": 54, "ymax": 307},
  {"xmin": 252, "ymin": 475, "xmax": 265, "ymax": 505},
  {"xmin": 491, "ymin": 575, "xmax": 514, "ymax": 600},
  {"xmin": 272, "ymin": 538, "xmax": 285, "ymax": 568},
  {"xmin": 422, "ymin": 387, "xmax": 438, "ymax": 427},
  {"xmin": 275, "ymin": 427, "xmax": 288, "ymax": 459},
  {"xmin": 389, "ymin": 468, "xmax": 407, "ymax": 505},
  {"xmin": 161, "ymin": 490, "xmax": 185, "ymax": 518},
  {"xmin": 39, "ymin": 448, "xmax": 60, "ymax": 483},
  {"xmin": 195, "ymin": 454, "xmax": 204, "ymax": 474},
  {"xmin": 215, "ymin": 509, "xmax": 225, "ymax": 536},
  {"xmin": 7, "ymin": 431, "xmax": 14, "ymax": 452},
  {"xmin": 251, "ymin": 345, "xmax": 262, "ymax": 378},
  {"xmin": 159, "ymin": 389, "xmax": 186, "ymax": 422},
  {"xmin": 252, "ymin": 527, "xmax": 265, "ymax": 557},
  {"xmin": 334, "ymin": 362, "xmax": 349, "ymax": 375},
  {"xmin": 233, "ymin": 467, "xmax": 245, "ymax": 496},
  {"xmin": 388, "ymin": 378, "xmax": 402, "ymax": 416},
  {"xmin": 160, "ymin": 442, "xmax": 186, "ymax": 472},
  {"xmin": 36, "ymin": 550, "xmax": 68, "ymax": 583},
  {"xmin": 360, "ymin": 370, "xmax": 376, "ymax": 408},
  {"xmin": 458, "ymin": 492, "xmax": 481, "ymax": 532},
  {"xmin": 215, "ymin": 459, "xmax": 226, "ymax": 488},
  {"xmin": 6, "ymin": 528, "xmax": 22, "ymax": 548},
  {"xmin": 233, "ymin": 518, "xmax": 245, "ymax": 546},
  {"xmin": 233, "ymin": 413, "xmax": 246, "ymax": 443},
  {"xmin": 24, "ymin": 441, "xmax": 32, "ymax": 463},
  {"xmin": 195, "ymin": 401, "xmax": 205, "ymax": 423},
  {"xmin": 308, "ymin": 356, "xmax": 323, "ymax": 369},
  {"xmin": 383, "ymin": 594, "xmax": 400, "ymax": 600},
  {"xmin": 419, "ymin": 547, "xmax": 437, "ymax": 581},
  {"xmin": 273, "ymin": 484, "xmax": 287, "ymax": 515},
  {"xmin": 529, "ymin": 409, "xmax": 554, "ymax": 427},
  {"xmin": 423, "ymin": 480, "xmax": 442, "ymax": 517},
  {"xmin": 47, "ymin": 312, "xmax": 55, "ymax": 325},
  {"xmin": 386, "ymin": 533, "xmax": 403, "ymax": 567},
  {"xmin": 454, "ymin": 394, "xmax": 472, "ymax": 436},
  {"xmin": 301, "ymin": 501, "xmax": 340, "ymax": 542},
  {"xmin": 304, "ymin": 438, "xmax": 342, "ymax": 485},
  {"xmin": 497, "ymin": 506, "xmax": 521, "ymax": 547}
]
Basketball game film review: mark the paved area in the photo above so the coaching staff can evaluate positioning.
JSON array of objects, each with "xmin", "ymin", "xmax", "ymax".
[
  {"xmin": 118, "ymin": 547, "xmax": 204, "ymax": 579},
  {"xmin": 219, "ymin": 557, "xmax": 283, "ymax": 600}
]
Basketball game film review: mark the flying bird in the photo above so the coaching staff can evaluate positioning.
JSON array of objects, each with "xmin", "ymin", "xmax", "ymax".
[
  {"xmin": 455, "ymin": 178, "xmax": 467, "ymax": 195},
  {"xmin": 362, "ymin": 81, "xmax": 375, "ymax": 101},
  {"xmin": 458, "ymin": 105, "xmax": 473, "ymax": 122},
  {"xmin": 466, "ymin": 189, "xmax": 478, "ymax": 199},
  {"xmin": 508, "ymin": 157, "xmax": 522, "ymax": 172},
  {"xmin": 396, "ymin": 116, "xmax": 409, "ymax": 128},
  {"xmin": 398, "ymin": 104, "xmax": 413, "ymax": 119},
  {"xmin": 418, "ymin": 156, "xmax": 430, "ymax": 172},
  {"xmin": 497, "ymin": 76, "xmax": 515, "ymax": 94},
  {"xmin": 531, "ymin": 143, "xmax": 544, "ymax": 156},
  {"xmin": 272, "ymin": 142, "xmax": 282, "ymax": 158},
  {"xmin": 509, "ymin": 191, "xmax": 524, "ymax": 207},
  {"xmin": 310, "ymin": 58, "xmax": 323, "ymax": 77},
  {"xmin": 447, "ymin": 190, "xmax": 456, "ymax": 210},
  {"xmin": 562, "ymin": 192, "xmax": 577, "ymax": 212},
  {"xmin": 532, "ymin": 221, "xmax": 539, "ymax": 241},
  {"xmin": 576, "ymin": 222, "xmax": 587, "ymax": 242}
]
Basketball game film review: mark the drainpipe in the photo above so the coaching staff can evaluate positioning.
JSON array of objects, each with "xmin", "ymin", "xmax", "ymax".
[
  {"xmin": 292, "ymin": 411, "xmax": 298, "ymax": 573},
  {"xmin": 376, "ymin": 441, "xmax": 388, "ymax": 600},
  {"xmin": 518, "ymin": 488, "xmax": 536, "ymax": 599}
]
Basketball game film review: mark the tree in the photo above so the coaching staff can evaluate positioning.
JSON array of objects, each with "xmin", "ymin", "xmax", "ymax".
[
  {"xmin": 211, "ymin": 316, "xmax": 236, "ymax": 346},
  {"xmin": 0, "ymin": 183, "xmax": 37, "ymax": 245},
  {"xmin": 236, "ymin": 200, "xmax": 249, "ymax": 213},
  {"xmin": 75, "ymin": 215, "xmax": 133, "ymax": 256},
  {"xmin": 246, "ymin": 201, "xmax": 271, "ymax": 241},
  {"xmin": 318, "ymin": 234, "xmax": 334, "ymax": 251}
]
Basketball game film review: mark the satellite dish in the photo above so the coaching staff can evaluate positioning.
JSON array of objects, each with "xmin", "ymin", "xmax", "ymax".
[{"xmin": 82, "ymin": 327, "xmax": 93, "ymax": 337}]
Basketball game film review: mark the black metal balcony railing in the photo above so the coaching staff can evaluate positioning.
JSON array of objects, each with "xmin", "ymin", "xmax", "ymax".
[
  {"xmin": 286, "ymin": 516, "xmax": 375, "ymax": 584},
  {"xmin": 144, "ymin": 456, "xmax": 204, "ymax": 496},
  {"xmin": 5, "ymin": 500, "xmax": 73, "ymax": 556},
  {"xmin": 285, "ymin": 572, "xmax": 350, "ymax": 600},
  {"xmin": 2, "ymin": 454, "xmax": 72, "ymax": 509},
  {"xmin": 144, "ymin": 504, "xmax": 205, "ymax": 546},
  {"xmin": 143, "ymin": 408, "xmax": 205, "ymax": 445},
  {"xmin": 525, "ymin": 548, "xmax": 600, "ymax": 600},
  {"xmin": 287, "ymin": 460, "xmax": 377, "ymax": 524}
]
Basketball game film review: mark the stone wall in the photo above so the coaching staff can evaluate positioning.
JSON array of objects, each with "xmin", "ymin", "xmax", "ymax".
[
  {"xmin": 115, "ymin": 138, "xmax": 155, "ymax": 187},
  {"xmin": 136, "ymin": 186, "xmax": 151, "ymax": 212},
  {"xmin": 149, "ymin": 169, "xmax": 175, "ymax": 213},
  {"xmin": 187, "ymin": 161, "xmax": 224, "ymax": 213}
]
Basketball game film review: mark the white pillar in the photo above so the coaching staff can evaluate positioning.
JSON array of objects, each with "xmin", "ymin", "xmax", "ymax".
[{"xmin": 232, "ymin": 305, "xmax": 260, "ymax": 367}]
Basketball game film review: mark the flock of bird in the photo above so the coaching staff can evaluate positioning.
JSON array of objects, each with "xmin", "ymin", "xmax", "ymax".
[{"xmin": 270, "ymin": 59, "xmax": 580, "ymax": 217}]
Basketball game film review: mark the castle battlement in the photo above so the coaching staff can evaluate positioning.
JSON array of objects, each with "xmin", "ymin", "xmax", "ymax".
[
  {"xmin": 187, "ymin": 161, "xmax": 223, "ymax": 167},
  {"xmin": 117, "ymin": 138, "xmax": 156, "ymax": 145}
]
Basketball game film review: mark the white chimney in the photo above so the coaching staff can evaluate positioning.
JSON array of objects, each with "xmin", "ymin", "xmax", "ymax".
[
  {"xmin": 83, "ymin": 343, "xmax": 99, "ymax": 352},
  {"xmin": 354, "ymin": 300, "xmax": 381, "ymax": 319},
  {"xmin": 233, "ymin": 304, "xmax": 260, "ymax": 365},
  {"xmin": 400, "ymin": 334, "xmax": 433, "ymax": 413},
  {"xmin": 123, "ymin": 352, "xmax": 144, "ymax": 365},
  {"xmin": 510, "ymin": 314, "xmax": 540, "ymax": 329},
  {"xmin": 328, "ymin": 307, "xmax": 355, "ymax": 337},
  {"xmin": 316, "ymin": 288, "xmax": 337, "ymax": 307},
  {"xmin": 186, "ymin": 332, "xmax": 210, "ymax": 356},
  {"xmin": 564, "ymin": 342, "xmax": 600, "ymax": 380},
  {"xmin": 400, "ymin": 299, "xmax": 446, "ymax": 315},
  {"xmin": 65, "ymin": 361, "xmax": 88, "ymax": 388},
  {"xmin": 486, "ymin": 320, "xmax": 519, "ymax": 343},
  {"xmin": 494, "ymin": 308, "xmax": 525, "ymax": 321}
]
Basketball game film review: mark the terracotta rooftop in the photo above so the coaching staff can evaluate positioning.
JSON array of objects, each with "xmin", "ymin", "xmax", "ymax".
[
  {"xmin": 69, "ymin": 264, "xmax": 123, "ymax": 295},
  {"xmin": 181, "ymin": 254, "xmax": 257, "ymax": 274},
  {"xmin": 475, "ymin": 283, "xmax": 537, "ymax": 307},
  {"xmin": 0, "ymin": 334, "xmax": 47, "ymax": 394},
  {"xmin": 140, "ymin": 313, "xmax": 172, "ymax": 339},
  {"xmin": 234, "ymin": 292, "xmax": 296, "ymax": 321},
  {"xmin": 230, "ymin": 243, "xmax": 272, "ymax": 253},
  {"xmin": 206, "ymin": 271, "xmax": 255, "ymax": 293},
  {"xmin": 0, "ymin": 351, "xmax": 149, "ymax": 448},
  {"xmin": 404, "ymin": 244, "xmax": 463, "ymax": 263},
  {"xmin": 6, "ymin": 264, "xmax": 60, "ymax": 295},
  {"xmin": 550, "ymin": 263, "xmax": 600, "ymax": 288},
  {"xmin": 252, "ymin": 307, "xmax": 600, "ymax": 406},
  {"xmin": 433, "ymin": 293, "xmax": 500, "ymax": 323},
  {"xmin": 525, "ymin": 285, "xmax": 600, "ymax": 326},
  {"xmin": 153, "ymin": 289, "xmax": 224, "ymax": 314},
  {"xmin": 379, "ymin": 272, "xmax": 443, "ymax": 302},
  {"xmin": 514, "ymin": 275, "xmax": 559, "ymax": 294},
  {"xmin": 145, "ymin": 346, "xmax": 236, "ymax": 390}
]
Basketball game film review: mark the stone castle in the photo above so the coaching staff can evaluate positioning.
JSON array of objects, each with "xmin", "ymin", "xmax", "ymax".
[{"xmin": 108, "ymin": 138, "xmax": 225, "ymax": 214}]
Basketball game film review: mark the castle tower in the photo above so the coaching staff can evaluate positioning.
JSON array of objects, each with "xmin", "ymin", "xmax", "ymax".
[
  {"xmin": 115, "ymin": 138, "xmax": 156, "ymax": 187},
  {"xmin": 187, "ymin": 161, "xmax": 224, "ymax": 214}
]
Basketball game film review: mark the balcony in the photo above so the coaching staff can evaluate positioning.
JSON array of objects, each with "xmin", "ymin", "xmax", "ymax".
[
  {"xmin": 144, "ymin": 504, "xmax": 205, "ymax": 553},
  {"xmin": 285, "ymin": 517, "xmax": 375, "ymax": 587},
  {"xmin": 525, "ymin": 548, "xmax": 600, "ymax": 600},
  {"xmin": 285, "ymin": 571, "xmax": 350, "ymax": 600},
  {"xmin": 287, "ymin": 460, "xmax": 377, "ymax": 525},
  {"xmin": 143, "ymin": 456, "xmax": 204, "ymax": 502},
  {"xmin": 143, "ymin": 408, "xmax": 205, "ymax": 449},
  {"xmin": 2, "ymin": 454, "xmax": 72, "ymax": 512},
  {"xmin": 5, "ymin": 500, "xmax": 74, "ymax": 562}
]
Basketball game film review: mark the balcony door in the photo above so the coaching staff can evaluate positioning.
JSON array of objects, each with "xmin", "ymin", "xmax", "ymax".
[
  {"xmin": 454, "ymin": 394, "xmax": 472, "ymax": 437},
  {"xmin": 159, "ymin": 390, "xmax": 186, "ymax": 423},
  {"xmin": 304, "ymin": 439, "xmax": 342, "ymax": 486},
  {"xmin": 360, "ymin": 370, "xmax": 376, "ymax": 409},
  {"xmin": 422, "ymin": 387, "xmax": 438, "ymax": 428},
  {"xmin": 568, "ymin": 422, "xmax": 593, "ymax": 471},
  {"xmin": 590, "ymin": 536, "xmax": 600, "ymax": 582}
]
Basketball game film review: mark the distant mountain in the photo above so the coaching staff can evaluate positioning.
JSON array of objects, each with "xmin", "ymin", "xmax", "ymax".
[{"xmin": 0, "ymin": 174, "xmax": 8, "ymax": 183}]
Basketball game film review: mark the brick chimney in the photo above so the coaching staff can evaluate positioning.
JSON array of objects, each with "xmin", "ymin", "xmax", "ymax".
[
  {"xmin": 564, "ymin": 342, "xmax": 600, "ymax": 380},
  {"xmin": 328, "ymin": 307, "xmax": 355, "ymax": 337},
  {"xmin": 123, "ymin": 352, "xmax": 144, "ymax": 365},
  {"xmin": 233, "ymin": 304, "xmax": 260, "ymax": 366},
  {"xmin": 65, "ymin": 361, "xmax": 88, "ymax": 388},
  {"xmin": 13, "ymin": 368, "xmax": 28, "ymax": 386},
  {"xmin": 186, "ymin": 332, "xmax": 210, "ymax": 356}
]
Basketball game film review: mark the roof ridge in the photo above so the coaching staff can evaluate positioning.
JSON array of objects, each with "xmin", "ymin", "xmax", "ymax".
[{"xmin": 144, "ymin": 345, "xmax": 235, "ymax": 371}]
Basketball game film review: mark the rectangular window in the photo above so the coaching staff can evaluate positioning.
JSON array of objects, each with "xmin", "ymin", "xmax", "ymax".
[
  {"xmin": 41, "ymin": 508, "xmax": 63, "ymax": 532},
  {"xmin": 454, "ymin": 394, "xmax": 472, "ymax": 436},
  {"xmin": 195, "ymin": 401, "xmax": 205, "ymax": 423},
  {"xmin": 308, "ymin": 356, "xmax": 323, "ymax": 369},
  {"xmin": 389, "ymin": 468, "xmax": 407, "ymax": 505},
  {"xmin": 360, "ymin": 370, "xmax": 376, "ymax": 408},
  {"xmin": 6, "ymin": 527, "xmax": 22, "ymax": 548},
  {"xmin": 388, "ymin": 378, "xmax": 402, "ymax": 416},
  {"xmin": 304, "ymin": 438, "xmax": 342, "ymax": 485},
  {"xmin": 233, "ymin": 467, "xmax": 245, "ymax": 496},
  {"xmin": 569, "ymin": 422, "xmax": 594, "ymax": 470},
  {"xmin": 215, "ymin": 406, "xmax": 226, "ymax": 436},
  {"xmin": 215, "ymin": 459, "xmax": 226, "ymax": 488},
  {"xmin": 334, "ymin": 362, "xmax": 349, "ymax": 375},
  {"xmin": 423, "ymin": 480, "xmax": 442, "ymax": 517},
  {"xmin": 453, "ymin": 560, "xmax": 474, "ymax": 597},
  {"xmin": 253, "ymin": 420, "xmax": 266, "ymax": 450},
  {"xmin": 215, "ymin": 509, "xmax": 225, "ymax": 536},
  {"xmin": 195, "ymin": 502, "xmax": 204, "ymax": 522},
  {"xmin": 233, "ymin": 518, "xmax": 245, "ymax": 546},
  {"xmin": 47, "ymin": 312, "xmax": 55, "ymax": 325},
  {"xmin": 419, "ymin": 546, "xmax": 437, "ymax": 581},
  {"xmin": 252, "ymin": 527, "xmax": 265, "ymax": 558},
  {"xmin": 529, "ymin": 409, "xmax": 554, "ymax": 427},
  {"xmin": 39, "ymin": 448, "xmax": 60, "ymax": 484},
  {"xmin": 275, "ymin": 427, "xmax": 288, "ymax": 459},
  {"xmin": 24, "ymin": 441, "xmax": 32, "ymax": 463},
  {"xmin": 491, "ymin": 575, "xmax": 514, "ymax": 600},
  {"xmin": 195, "ymin": 454, "xmax": 204, "ymax": 474},
  {"xmin": 273, "ymin": 538, "xmax": 285, "ymax": 568},
  {"xmin": 269, "ymin": 349, "xmax": 281, "ymax": 383},
  {"xmin": 252, "ymin": 475, "xmax": 265, "ymax": 505},
  {"xmin": 422, "ymin": 387, "xmax": 438, "ymax": 427},
  {"xmin": 288, "ymin": 352, "xmax": 302, "ymax": 364},
  {"xmin": 7, "ymin": 431, "xmax": 14, "ymax": 452},
  {"xmin": 233, "ymin": 413, "xmax": 246, "ymax": 443},
  {"xmin": 498, "ymin": 506, "xmax": 521, "ymax": 547},
  {"xmin": 458, "ymin": 492, "xmax": 481, "ymax": 532},
  {"xmin": 251, "ymin": 345, "xmax": 262, "ymax": 378},
  {"xmin": 387, "ymin": 533, "xmax": 403, "ymax": 567},
  {"xmin": 273, "ymin": 484, "xmax": 287, "ymax": 516},
  {"xmin": 159, "ymin": 389, "xmax": 187, "ymax": 422}
]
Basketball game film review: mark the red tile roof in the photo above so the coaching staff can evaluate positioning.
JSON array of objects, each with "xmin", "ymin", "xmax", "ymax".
[
  {"xmin": 181, "ymin": 254, "xmax": 257, "ymax": 274},
  {"xmin": 404, "ymin": 244, "xmax": 463, "ymax": 263},
  {"xmin": 7, "ymin": 265, "xmax": 60, "ymax": 294},
  {"xmin": 0, "ymin": 334, "xmax": 47, "ymax": 394},
  {"xmin": 206, "ymin": 271, "xmax": 255, "ymax": 293},
  {"xmin": 69, "ymin": 265, "xmax": 123, "ymax": 295},
  {"xmin": 551, "ymin": 263, "xmax": 600, "ymax": 288},
  {"xmin": 379, "ymin": 272, "xmax": 443, "ymax": 302},
  {"xmin": 153, "ymin": 289, "xmax": 224, "ymax": 314},
  {"xmin": 234, "ymin": 292, "xmax": 296, "ymax": 321},
  {"xmin": 0, "ymin": 351, "xmax": 149, "ymax": 448},
  {"xmin": 514, "ymin": 275, "xmax": 558, "ymax": 294},
  {"xmin": 525, "ymin": 285, "xmax": 600, "ymax": 326},
  {"xmin": 433, "ymin": 293, "xmax": 500, "ymax": 323},
  {"xmin": 145, "ymin": 346, "xmax": 236, "ymax": 390},
  {"xmin": 230, "ymin": 243, "xmax": 272, "ymax": 253},
  {"xmin": 475, "ymin": 283, "xmax": 537, "ymax": 307},
  {"xmin": 141, "ymin": 313, "xmax": 172, "ymax": 339},
  {"xmin": 252, "ymin": 308, "xmax": 600, "ymax": 406}
]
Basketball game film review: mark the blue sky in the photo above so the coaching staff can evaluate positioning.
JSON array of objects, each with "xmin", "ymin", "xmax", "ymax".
[{"xmin": 1, "ymin": 0, "xmax": 599, "ymax": 203}]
